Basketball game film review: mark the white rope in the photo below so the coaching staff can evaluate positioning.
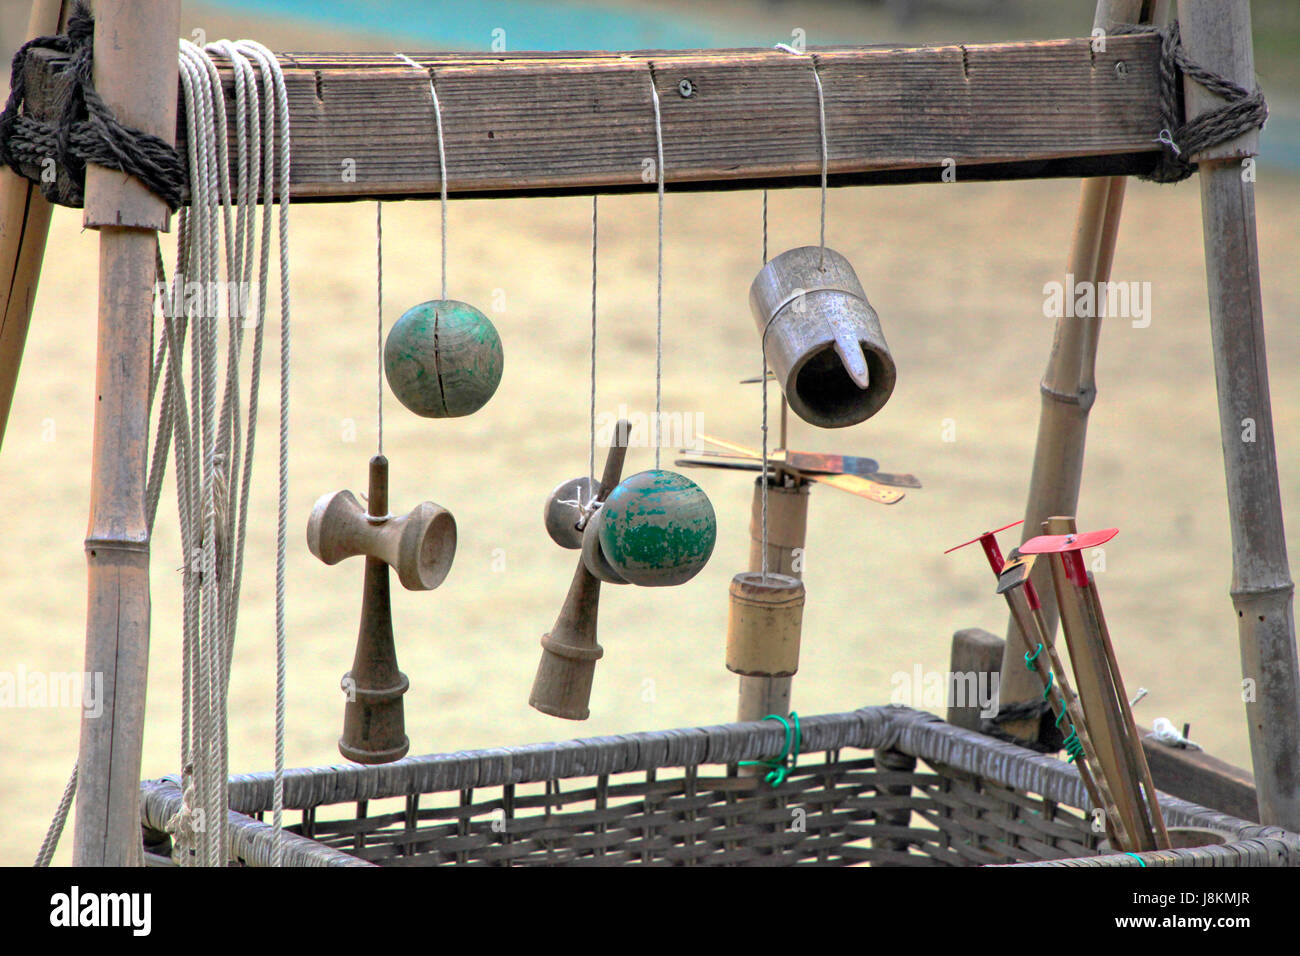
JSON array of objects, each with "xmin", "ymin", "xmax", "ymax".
[
  {"xmin": 648, "ymin": 67, "xmax": 665, "ymax": 470},
  {"xmin": 151, "ymin": 38, "xmax": 290, "ymax": 868},
  {"xmin": 395, "ymin": 54, "xmax": 449, "ymax": 300},
  {"xmin": 233, "ymin": 37, "xmax": 292, "ymax": 870},
  {"xmin": 33, "ymin": 765, "xmax": 77, "ymax": 866}
]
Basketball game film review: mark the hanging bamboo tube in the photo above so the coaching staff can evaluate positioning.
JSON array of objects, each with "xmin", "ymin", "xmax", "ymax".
[
  {"xmin": 1176, "ymin": 0, "xmax": 1300, "ymax": 831},
  {"xmin": 1001, "ymin": 0, "xmax": 1162, "ymax": 743},
  {"xmin": 737, "ymin": 474, "xmax": 809, "ymax": 722},
  {"xmin": 74, "ymin": 0, "xmax": 180, "ymax": 867},
  {"xmin": 0, "ymin": 0, "xmax": 66, "ymax": 451}
]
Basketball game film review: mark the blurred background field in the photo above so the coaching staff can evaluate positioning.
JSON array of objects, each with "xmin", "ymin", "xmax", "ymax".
[{"xmin": 0, "ymin": 0, "xmax": 1297, "ymax": 865}]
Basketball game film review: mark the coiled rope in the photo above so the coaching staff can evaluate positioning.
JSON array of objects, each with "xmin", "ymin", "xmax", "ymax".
[{"xmin": 34, "ymin": 37, "xmax": 290, "ymax": 869}]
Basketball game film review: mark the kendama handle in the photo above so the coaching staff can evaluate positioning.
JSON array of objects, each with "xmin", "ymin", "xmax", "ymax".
[
  {"xmin": 530, "ymin": 421, "xmax": 631, "ymax": 719},
  {"xmin": 596, "ymin": 420, "xmax": 631, "ymax": 502},
  {"xmin": 340, "ymin": 456, "xmax": 410, "ymax": 764}
]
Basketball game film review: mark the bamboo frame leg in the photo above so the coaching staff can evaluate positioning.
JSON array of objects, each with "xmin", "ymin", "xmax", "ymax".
[
  {"xmin": 1178, "ymin": 0, "xmax": 1300, "ymax": 830},
  {"xmin": 0, "ymin": 0, "xmax": 67, "ymax": 451},
  {"xmin": 737, "ymin": 475, "xmax": 808, "ymax": 723},
  {"xmin": 1001, "ymin": 0, "xmax": 1159, "ymax": 742},
  {"xmin": 74, "ymin": 0, "xmax": 180, "ymax": 867}
]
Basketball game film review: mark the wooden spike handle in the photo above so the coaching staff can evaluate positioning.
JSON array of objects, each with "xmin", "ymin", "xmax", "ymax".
[{"xmin": 530, "ymin": 421, "xmax": 630, "ymax": 719}]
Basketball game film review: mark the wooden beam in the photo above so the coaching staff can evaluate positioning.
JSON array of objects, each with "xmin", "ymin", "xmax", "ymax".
[
  {"xmin": 21, "ymin": 35, "xmax": 1168, "ymax": 201},
  {"xmin": 1140, "ymin": 731, "xmax": 1259, "ymax": 823},
  {"xmin": 1177, "ymin": 0, "xmax": 1300, "ymax": 831}
]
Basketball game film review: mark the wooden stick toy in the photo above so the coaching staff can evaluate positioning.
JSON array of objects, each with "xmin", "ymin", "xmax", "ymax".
[
  {"xmin": 1020, "ymin": 518, "xmax": 1171, "ymax": 850},
  {"xmin": 945, "ymin": 522, "xmax": 1129, "ymax": 848},
  {"xmin": 307, "ymin": 456, "xmax": 456, "ymax": 763},
  {"xmin": 681, "ymin": 432, "xmax": 911, "ymax": 505}
]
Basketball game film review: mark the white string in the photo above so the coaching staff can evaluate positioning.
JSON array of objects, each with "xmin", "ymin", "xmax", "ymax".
[
  {"xmin": 775, "ymin": 44, "xmax": 829, "ymax": 268},
  {"xmin": 648, "ymin": 67, "xmax": 665, "ymax": 470},
  {"xmin": 395, "ymin": 54, "xmax": 448, "ymax": 299},
  {"xmin": 761, "ymin": 192, "xmax": 771, "ymax": 579},
  {"xmin": 377, "ymin": 202, "xmax": 384, "ymax": 456},
  {"xmin": 589, "ymin": 195, "xmax": 598, "ymax": 495}
]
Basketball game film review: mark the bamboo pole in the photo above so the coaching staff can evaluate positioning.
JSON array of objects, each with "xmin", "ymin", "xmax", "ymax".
[
  {"xmin": 74, "ymin": 0, "xmax": 180, "ymax": 867},
  {"xmin": 1002, "ymin": 0, "xmax": 1162, "ymax": 737},
  {"xmin": 1176, "ymin": 0, "xmax": 1300, "ymax": 830},
  {"xmin": 0, "ymin": 0, "xmax": 66, "ymax": 451}
]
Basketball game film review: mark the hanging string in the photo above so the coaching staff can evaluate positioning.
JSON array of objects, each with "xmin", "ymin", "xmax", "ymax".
[
  {"xmin": 376, "ymin": 202, "xmax": 384, "ymax": 456},
  {"xmin": 775, "ymin": 44, "xmax": 830, "ymax": 269},
  {"xmin": 396, "ymin": 54, "xmax": 449, "ymax": 299},
  {"xmin": 760, "ymin": 192, "xmax": 771, "ymax": 579},
  {"xmin": 589, "ymin": 195, "xmax": 598, "ymax": 495},
  {"xmin": 813, "ymin": 60, "xmax": 828, "ymax": 268},
  {"xmin": 648, "ymin": 67, "xmax": 665, "ymax": 470}
]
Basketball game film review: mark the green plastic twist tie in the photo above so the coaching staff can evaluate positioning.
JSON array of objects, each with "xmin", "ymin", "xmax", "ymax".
[
  {"xmin": 1062, "ymin": 726, "xmax": 1085, "ymax": 763},
  {"xmin": 739, "ymin": 712, "xmax": 802, "ymax": 789}
]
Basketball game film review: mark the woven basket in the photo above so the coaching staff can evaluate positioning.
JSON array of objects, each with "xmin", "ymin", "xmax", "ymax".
[{"xmin": 139, "ymin": 705, "xmax": 1300, "ymax": 866}]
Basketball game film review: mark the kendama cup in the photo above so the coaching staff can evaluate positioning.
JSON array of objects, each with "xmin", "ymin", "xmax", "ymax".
[{"xmin": 544, "ymin": 475, "xmax": 598, "ymax": 550}]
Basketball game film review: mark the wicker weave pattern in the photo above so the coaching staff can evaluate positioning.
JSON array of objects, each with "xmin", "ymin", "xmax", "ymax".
[{"xmin": 139, "ymin": 706, "xmax": 1300, "ymax": 866}]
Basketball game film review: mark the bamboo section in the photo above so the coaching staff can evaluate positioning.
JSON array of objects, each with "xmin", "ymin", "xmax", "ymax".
[
  {"xmin": 1177, "ymin": 0, "xmax": 1300, "ymax": 830},
  {"xmin": 738, "ymin": 476, "xmax": 808, "ymax": 723},
  {"xmin": 0, "ymin": 0, "xmax": 65, "ymax": 451},
  {"xmin": 1002, "ymin": 0, "xmax": 1160, "ymax": 740},
  {"xmin": 74, "ymin": 0, "xmax": 180, "ymax": 867}
]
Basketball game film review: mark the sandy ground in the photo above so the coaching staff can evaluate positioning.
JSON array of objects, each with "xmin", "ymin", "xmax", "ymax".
[{"xmin": 1, "ymin": 2, "xmax": 1299, "ymax": 865}]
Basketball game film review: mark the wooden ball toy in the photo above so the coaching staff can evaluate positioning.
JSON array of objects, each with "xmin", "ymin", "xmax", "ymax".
[
  {"xmin": 597, "ymin": 469, "xmax": 717, "ymax": 587},
  {"xmin": 384, "ymin": 299, "xmax": 504, "ymax": 418},
  {"xmin": 544, "ymin": 475, "xmax": 597, "ymax": 550}
]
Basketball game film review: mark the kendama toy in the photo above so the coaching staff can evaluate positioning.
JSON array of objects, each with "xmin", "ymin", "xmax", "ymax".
[
  {"xmin": 749, "ymin": 246, "xmax": 896, "ymax": 429},
  {"xmin": 530, "ymin": 421, "xmax": 630, "ymax": 719},
  {"xmin": 307, "ymin": 456, "xmax": 456, "ymax": 763},
  {"xmin": 384, "ymin": 299, "xmax": 504, "ymax": 418}
]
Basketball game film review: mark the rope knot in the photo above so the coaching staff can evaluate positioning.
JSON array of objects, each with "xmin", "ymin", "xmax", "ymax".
[{"xmin": 0, "ymin": 1, "xmax": 186, "ymax": 209}]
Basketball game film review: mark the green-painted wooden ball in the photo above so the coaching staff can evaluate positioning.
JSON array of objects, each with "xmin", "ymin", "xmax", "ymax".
[
  {"xmin": 597, "ymin": 469, "xmax": 717, "ymax": 587},
  {"xmin": 384, "ymin": 300, "xmax": 504, "ymax": 418}
]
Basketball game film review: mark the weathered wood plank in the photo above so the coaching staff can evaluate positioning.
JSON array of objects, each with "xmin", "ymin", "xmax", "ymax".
[
  {"xmin": 110, "ymin": 35, "xmax": 1162, "ymax": 201},
  {"xmin": 1140, "ymin": 731, "xmax": 1259, "ymax": 823}
]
